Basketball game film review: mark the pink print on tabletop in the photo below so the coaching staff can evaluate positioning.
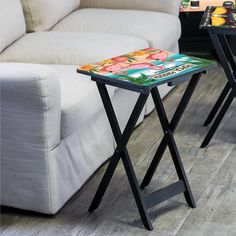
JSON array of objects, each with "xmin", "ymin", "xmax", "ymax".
[
  {"xmin": 112, "ymin": 56, "xmax": 128, "ymax": 63},
  {"xmin": 147, "ymin": 51, "xmax": 170, "ymax": 61},
  {"xmin": 101, "ymin": 64, "xmax": 124, "ymax": 74},
  {"xmin": 126, "ymin": 62, "xmax": 156, "ymax": 70},
  {"xmin": 102, "ymin": 62, "xmax": 160, "ymax": 74}
]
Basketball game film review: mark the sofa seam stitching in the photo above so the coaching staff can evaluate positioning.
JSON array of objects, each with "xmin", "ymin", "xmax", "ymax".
[{"xmin": 39, "ymin": 77, "xmax": 53, "ymax": 213}]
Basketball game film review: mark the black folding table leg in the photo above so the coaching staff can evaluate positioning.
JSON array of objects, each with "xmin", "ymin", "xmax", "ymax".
[
  {"xmin": 88, "ymin": 149, "xmax": 122, "ymax": 212},
  {"xmin": 201, "ymin": 32, "xmax": 236, "ymax": 147},
  {"xmin": 201, "ymin": 90, "xmax": 235, "ymax": 148},
  {"xmin": 209, "ymin": 32, "xmax": 236, "ymax": 91},
  {"xmin": 218, "ymin": 35, "xmax": 236, "ymax": 74},
  {"xmin": 151, "ymin": 88, "xmax": 196, "ymax": 208},
  {"xmin": 89, "ymin": 82, "xmax": 153, "ymax": 230},
  {"xmin": 204, "ymin": 82, "xmax": 231, "ymax": 126},
  {"xmin": 141, "ymin": 73, "xmax": 202, "ymax": 189},
  {"xmin": 121, "ymin": 152, "xmax": 153, "ymax": 230}
]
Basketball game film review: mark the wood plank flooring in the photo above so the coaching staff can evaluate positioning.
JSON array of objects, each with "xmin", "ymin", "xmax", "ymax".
[{"xmin": 1, "ymin": 65, "xmax": 235, "ymax": 236}]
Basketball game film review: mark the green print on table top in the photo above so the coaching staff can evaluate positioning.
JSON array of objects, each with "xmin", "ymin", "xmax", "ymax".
[{"xmin": 77, "ymin": 48, "xmax": 216, "ymax": 87}]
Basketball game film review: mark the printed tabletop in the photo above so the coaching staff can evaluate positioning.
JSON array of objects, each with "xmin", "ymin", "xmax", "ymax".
[{"xmin": 77, "ymin": 48, "xmax": 216, "ymax": 94}]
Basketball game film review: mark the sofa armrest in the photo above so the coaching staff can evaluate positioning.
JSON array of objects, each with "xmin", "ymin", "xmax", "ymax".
[
  {"xmin": 80, "ymin": 0, "xmax": 181, "ymax": 16},
  {"xmin": 1, "ymin": 63, "xmax": 61, "ymax": 213},
  {"xmin": 0, "ymin": 63, "xmax": 61, "ymax": 150}
]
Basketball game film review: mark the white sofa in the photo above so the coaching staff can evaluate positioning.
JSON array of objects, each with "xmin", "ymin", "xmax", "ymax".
[{"xmin": 0, "ymin": 0, "xmax": 181, "ymax": 214}]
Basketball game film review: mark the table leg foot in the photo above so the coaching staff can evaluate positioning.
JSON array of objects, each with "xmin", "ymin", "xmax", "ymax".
[
  {"xmin": 88, "ymin": 152, "xmax": 121, "ymax": 212},
  {"xmin": 201, "ymin": 90, "xmax": 235, "ymax": 148}
]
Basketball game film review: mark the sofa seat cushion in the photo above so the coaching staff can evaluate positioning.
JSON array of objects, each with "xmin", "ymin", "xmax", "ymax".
[
  {"xmin": 20, "ymin": 0, "xmax": 81, "ymax": 32},
  {"xmin": 49, "ymin": 65, "xmax": 115, "ymax": 139},
  {"xmin": 52, "ymin": 8, "xmax": 181, "ymax": 51},
  {"xmin": 0, "ymin": 31, "xmax": 149, "ymax": 65},
  {"xmin": 0, "ymin": 0, "xmax": 26, "ymax": 53}
]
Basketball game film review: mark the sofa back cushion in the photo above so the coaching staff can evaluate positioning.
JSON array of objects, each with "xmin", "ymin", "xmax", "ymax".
[
  {"xmin": 20, "ymin": 0, "xmax": 81, "ymax": 32},
  {"xmin": 0, "ymin": 0, "xmax": 26, "ymax": 53}
]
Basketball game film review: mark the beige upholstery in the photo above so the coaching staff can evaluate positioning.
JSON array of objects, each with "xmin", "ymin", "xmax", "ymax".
[
  {"xmin": 0, "ymin": 0, "xmax": 26, "ymax": 53},
  {"xmin": 0, "ymin": 63, "xmax": 61, "ymax": 149},
  {"xmin": 0, "ymin": 31, "xmax": 149, "ymax": 65},
  {"xmin": 55, "ymin": 65, "xmax": 116, "ymax": 138},
  {"xmin": 0, "ymin": 63, "xmax": 144, "ymax": 214},
  {"xmin": 1, "ymin": 63, "xmax": 61, "ymax": 213},
  {"xmin": 20, "ymin": 0, "xmax": 81, "ymax": 32},
  {"xmin": 80, "ymin": 0, "xmax": 181, "ymax": 16},
  {"xmin": 52, "ymin": 9, "xmax": 181, "ymax": 51}
]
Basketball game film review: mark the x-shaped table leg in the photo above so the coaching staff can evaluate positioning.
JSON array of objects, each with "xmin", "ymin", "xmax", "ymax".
[
  {"xmin": 89, "ymin": 82, "xmax": 152, "ymax": 230},
  {"xmin": 201, "ymin": 32, "xmax": 236, "ymax": 148},
  {"xmin": 89, "ymin": 73, "xmax": 201, "ymax": 230},
  {"xmin": 141, "ymin": 73, "xmax": 202, "ymax": 189}
]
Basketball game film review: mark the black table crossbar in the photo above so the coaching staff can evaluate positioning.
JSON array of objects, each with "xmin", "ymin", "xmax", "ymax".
[
  {"xmin": 145, "ymin": 180, "xmax": 186, "ymax": 209},
  {"xmin": 88, "ymin": 73, "xmax": 203, "ymax": 230}
]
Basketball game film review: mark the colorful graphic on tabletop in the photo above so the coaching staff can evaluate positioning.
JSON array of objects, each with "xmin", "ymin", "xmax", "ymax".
[
  {"xmin": 200, "ymin": 6, "xmax": 236, "ymax": 28},
  {"xmin": 78, "ymin": 48, "xmax": 215, "ymax": 87}
]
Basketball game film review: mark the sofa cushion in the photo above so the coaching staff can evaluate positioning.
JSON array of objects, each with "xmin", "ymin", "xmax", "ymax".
[
  {"xmin": 48, "ymin": 65, "xmax": 115, "ymax": 138},
  {"xmin": 0, "ymin": 31, "xmax": 149, "ymax": 65},
  {"xmin": 0, "ymin": 0, "xmax": 26, "ymax": 53},
  {"xmin": 20, "ymin": 0, "xmax": 81, "ymax": 32},
  {"xmin": 80, "ymin": 0, "xmax": 181, "ymax": 16},
  {"xmin": 52, "ymin": 8, "xmax": 181, "ymax": 51}
]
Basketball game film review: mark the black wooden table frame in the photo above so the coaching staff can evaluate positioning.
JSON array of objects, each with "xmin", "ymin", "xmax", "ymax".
[
  {"xmin": 88, "ymin": 72, "xmax": 203, "ymax": 230},
  {"xmin": 201, "ymin": 29, "xmax": 236, "ymax": 148}
]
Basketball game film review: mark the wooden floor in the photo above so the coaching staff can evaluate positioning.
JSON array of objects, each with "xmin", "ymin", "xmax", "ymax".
[{"xmin": 1, "ymin": 65, "xmax": 236, "ymax": 236}]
